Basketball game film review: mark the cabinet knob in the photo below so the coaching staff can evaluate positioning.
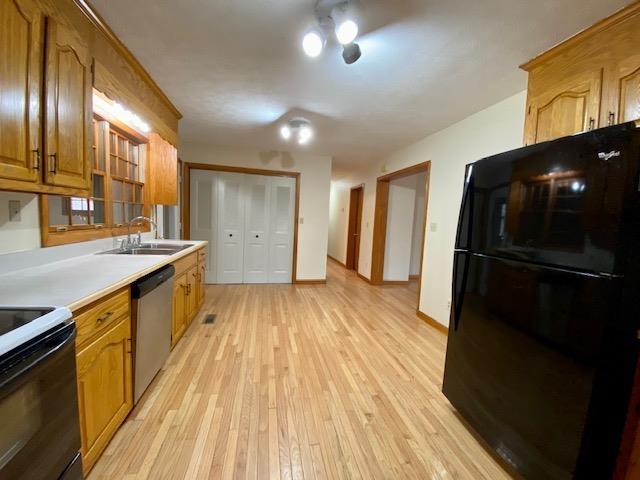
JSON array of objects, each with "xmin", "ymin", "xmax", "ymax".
[
  {"xmin": 229, "ymin": 233, "xmax": 233, "ymax": 237},
  {"xmin": 255, "ymin": 234, "xmax": 259, "ymax": 238}
]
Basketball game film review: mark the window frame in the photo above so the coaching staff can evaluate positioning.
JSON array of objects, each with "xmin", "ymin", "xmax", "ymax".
[{"xmin": 39, "ymin": 115, "xmax": 151, "ymax": 247}]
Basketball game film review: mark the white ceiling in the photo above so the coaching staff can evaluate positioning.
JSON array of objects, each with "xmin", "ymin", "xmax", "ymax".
[{"xmin": 91, "ymin": 0, "xmax": 628, "ymax": 177}]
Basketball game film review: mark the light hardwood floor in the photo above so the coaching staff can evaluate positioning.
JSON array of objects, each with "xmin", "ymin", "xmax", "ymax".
[{"xmin": 88, "ymin": 261, "xmax": 512, "ymax": 479}]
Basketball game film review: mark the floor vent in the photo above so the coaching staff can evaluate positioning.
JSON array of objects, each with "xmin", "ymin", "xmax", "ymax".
[{"xmin": 203, "ymin": 314, "xmax": 217, "ymax": 324}]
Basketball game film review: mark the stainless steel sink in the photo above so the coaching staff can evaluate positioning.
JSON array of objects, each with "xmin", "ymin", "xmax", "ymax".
[{"xmin": 98, "ymin": 243, "xmax": 194, "ymax": 255}]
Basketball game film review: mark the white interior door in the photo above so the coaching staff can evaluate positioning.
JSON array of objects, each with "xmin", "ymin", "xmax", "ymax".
[
  {"xmin": 217, "ymin": 172, "xmax": 245, "ymax": 283},
  {"xmin": 190, "ymin": 170, "xmax": 217, "ymax": 283},
  {"xmin": 269, "ymin": 176, "xmax": 296, "ymax": 283},
  {"xmin": 243, "ymin": 175, "xmax": 271, "ymax": 283}
]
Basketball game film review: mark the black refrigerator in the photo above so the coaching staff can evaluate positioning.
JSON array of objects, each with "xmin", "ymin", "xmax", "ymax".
[{"xmin": 442, "ymin": 122, "xmax": 640, "ymax": 480}]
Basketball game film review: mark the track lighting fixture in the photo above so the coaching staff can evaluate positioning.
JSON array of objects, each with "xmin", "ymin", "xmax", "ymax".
[
  {"xmin": 280, "ymin": 118, "xmax": 314, "ymax": 145},
  {"xmin": 301, "ymin": 1, "xmax": 362, "ymax": 64}
]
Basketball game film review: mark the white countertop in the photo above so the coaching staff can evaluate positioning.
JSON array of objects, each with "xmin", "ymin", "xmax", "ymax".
[{"xmin": 0, "ymin": 240, "xmax": 207, "ymax": 311}]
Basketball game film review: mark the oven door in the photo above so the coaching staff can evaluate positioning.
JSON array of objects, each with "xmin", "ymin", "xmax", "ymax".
[{"xmin": 0, "ymin": 322, "xmax": 81, "ymax": 480}]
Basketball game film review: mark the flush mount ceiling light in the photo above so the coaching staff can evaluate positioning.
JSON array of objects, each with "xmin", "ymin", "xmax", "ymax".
[
  {"xmin": 301, "ymin": 0, "xmax": 362, "ymax": 64},
  {"xmin": 280, "ymin": 118, "xmax": 314, "ymax": 145}
]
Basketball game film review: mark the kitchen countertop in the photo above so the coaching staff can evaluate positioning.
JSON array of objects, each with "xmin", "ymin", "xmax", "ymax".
[{"xmin": 0, "ymin": 240, "xmax": 207, "ymax": 311}]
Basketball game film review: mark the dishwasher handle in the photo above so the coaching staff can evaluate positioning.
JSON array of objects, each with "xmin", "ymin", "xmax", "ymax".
[{"xmin": 132, "ymin": 264, "xmax": 175, "ymax": 299}]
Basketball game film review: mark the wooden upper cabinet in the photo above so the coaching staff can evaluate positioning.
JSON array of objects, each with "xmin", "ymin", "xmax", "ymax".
[
  {"xmin": 525, "ymin": 70, "xmax": 602, "ymax": 145},
  {"xmin": 44, "ymin": 17, "xmax": 92, "ymax": 191},
  {"xmin": 0, "ymin": 0, "xmax": 43, "ymax": 184},
  {"xmin": 147, "ymin": 132, "xmax": 178, "ymax": 205},
  {"xmin": 521, "ymin": 3, "xmax": 640, "ymax": 146}
]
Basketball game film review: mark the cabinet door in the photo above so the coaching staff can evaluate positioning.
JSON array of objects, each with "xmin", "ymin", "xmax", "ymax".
[
  {"xmin": 186, "ymin": 264, "xmax": 198, "ymax": 321},
  {"xmin": 243, "ymin": 175, "xmax": 271, "ymax": 283},
  {"xmin": 76, "ymin": 317, "xmax": 132, "ymax": 473},
  {"xmin": 525, "ymin": 70, "xmax": 602, "ymax": 145},
  {"xmin": 606, "ymin": 56, "xmax": 640, "ymax": 125},
  {"xmin": 198, "ymin": 260, "xmax": 206, "ymax": 307},
  {"xmin": 44, "ymin": 17, "xmax": 91, "ymax": 190},
  {"xmin": 171, "ymin": 272, "xmax": 187, "ymax": 346},
  {"xmin": 0, "ymin": 0, "xmax": 43, "ymax": 183}
]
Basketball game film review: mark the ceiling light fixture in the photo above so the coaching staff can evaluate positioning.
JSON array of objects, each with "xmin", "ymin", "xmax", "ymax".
[
  {"xmin": 280, "ymin": 118, "xmax": 314, "ymax": 145},
  {"xmin": 301, "ymin": 1, "xmax": 362, "ymax": 64}
]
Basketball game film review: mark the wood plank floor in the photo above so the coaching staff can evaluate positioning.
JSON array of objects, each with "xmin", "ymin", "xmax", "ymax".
[{"xmin": 88, "ymin": 261, "xmax": 512, "ymax": 479}]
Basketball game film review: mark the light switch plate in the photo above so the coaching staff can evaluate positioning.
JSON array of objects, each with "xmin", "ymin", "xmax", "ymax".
[{"xmin": 8, "ymin": 200, "xmax": 21, "ymax": 222}]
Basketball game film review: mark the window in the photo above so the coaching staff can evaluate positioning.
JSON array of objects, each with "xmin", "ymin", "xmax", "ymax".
[{"xmin": 41, "ymin": 116, "xmax": 149, "ymax": 246}]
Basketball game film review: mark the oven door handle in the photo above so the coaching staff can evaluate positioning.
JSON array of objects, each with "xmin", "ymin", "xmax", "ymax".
[{"xmin": 0, "ymin": 325, "xmax": 76, "ymax": 391}]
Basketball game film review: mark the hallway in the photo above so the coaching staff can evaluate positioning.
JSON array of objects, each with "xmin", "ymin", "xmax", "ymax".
[{"xmin": 89, "ymin": 261, "xmax": 511, "ymax": 479}]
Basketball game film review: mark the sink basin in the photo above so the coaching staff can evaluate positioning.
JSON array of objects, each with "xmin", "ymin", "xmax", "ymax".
[{"xmin": 98, "ymin": 243, "xmax": 194, "ymax": 255}]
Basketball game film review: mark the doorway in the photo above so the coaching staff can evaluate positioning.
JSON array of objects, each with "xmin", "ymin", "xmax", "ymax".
[
  {"xmin": 183, "ymin": 163, "xmax": 300, "ymax": 284},
  {"xmin": 370, "ymin": 162, "xmax": 431, "ymax": 303},
  {"xmin": 346, "ymin": 185, "xmax": 364, "ymax": 271}
]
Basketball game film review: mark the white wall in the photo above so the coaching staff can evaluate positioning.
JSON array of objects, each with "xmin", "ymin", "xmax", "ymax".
[
  {"xmin": 179, "ymin": 145, "xmax": 332, "ymax": 281},
  {"xmin": 0, "ymin": 192, "xmax": 40, "ymax": 254},
  {"xmin": 384, "ymin": 175, "xmax": 418, "ymax": 281},
  {"xmin": 328, "ymin": 91, "xmax": 526, "ymax": 327},
  {"xmin": 328, "ymin": 182, "xmax": 350, "ymax": 263},
  {"xmin": 409, "ymin": 172, "xmax": 427, "ymax": 276}
]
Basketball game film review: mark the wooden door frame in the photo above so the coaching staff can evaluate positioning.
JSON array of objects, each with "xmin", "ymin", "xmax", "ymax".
[
  {"xmin": 346, "ymin": 184, "xmax": 364, "ymax": 270},
  {"xmin": 182, "ymin": 162, "xmax": 301, "ymax": 283},
  {"xmin": 370, "ymin": 162, "xmax": 431, "ymax": 301}
]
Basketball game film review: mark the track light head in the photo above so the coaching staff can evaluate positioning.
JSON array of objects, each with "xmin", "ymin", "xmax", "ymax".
[{"xmin": 342, "ymin": 42, "xmax": 361, "ymax": 64}]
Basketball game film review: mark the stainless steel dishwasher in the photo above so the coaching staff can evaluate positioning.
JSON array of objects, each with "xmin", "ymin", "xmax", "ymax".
[{"xmin": 131, "ymin": 264, "xmax": 174, "ymax": 404}]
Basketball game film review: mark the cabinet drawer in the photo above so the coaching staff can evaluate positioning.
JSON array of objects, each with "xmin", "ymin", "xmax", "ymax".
[
  {"xmin": 173, "ymin": 251, "xmax": 197, "ymax": 276},
  {"xmin": 75, "ymin": 287, "xmax": 130, "ymax": 348}
]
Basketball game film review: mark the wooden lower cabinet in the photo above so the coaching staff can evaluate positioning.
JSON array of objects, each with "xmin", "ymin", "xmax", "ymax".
[
  {"xmin": 75, "ymin": 316, "xmax": 133, "ymax": 474},
  {"xmin": 172, "ymin": 271, "xmax": 188, "ymax": 347},
  {"xmin": 171, "ymin": 247, "xmax": 206, "ymax": 347}
]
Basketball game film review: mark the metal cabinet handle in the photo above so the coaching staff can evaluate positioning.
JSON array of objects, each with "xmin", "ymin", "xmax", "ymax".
[
  {"xmin": 608, "ymin": 111, "xmax": 616, "ymax": 126},
  {"xmin": 588, "ymin": 117, "xmax": 596, "ymax": 131},
  {"xmin": 48, "ymin": 153, "xmax": 57, "ymax": 173},
  {"xmin": 32, "ymin": 149, "xmax": 40, "ymax": 171},
  {"xmin": 97, "ymin": 311, "xmax": 114, "ymax": 323}
]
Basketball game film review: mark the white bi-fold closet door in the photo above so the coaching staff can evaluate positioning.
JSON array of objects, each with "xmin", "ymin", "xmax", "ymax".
[{"xmin": 190, "ymin": 169, "xmax": 295, "ymax": 284}]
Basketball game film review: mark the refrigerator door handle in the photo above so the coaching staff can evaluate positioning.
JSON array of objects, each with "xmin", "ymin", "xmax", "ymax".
[
  {"xmin": 455, "ymin": 166, "xmax": 474, "ymax": 250},
  {"xmin": 452, "ymin": 251, "xmax": 470, "ymax": 331}
]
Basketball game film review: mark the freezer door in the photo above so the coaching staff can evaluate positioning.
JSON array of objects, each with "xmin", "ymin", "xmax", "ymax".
[
  {"xmin": 443, "ymin": 253, "xmax": 628, "ymax": 480},
  {"xmin": 460, "ymin": 122, "xmax": 640, "ymax": 274}
]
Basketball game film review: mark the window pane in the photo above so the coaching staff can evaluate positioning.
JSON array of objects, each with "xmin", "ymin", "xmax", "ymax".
[
  {"xmin": 96, "ymin": 124, "xmax": 106, "ymax": 171},
  {"xmin": 130, "ymin": 163, "xmax": 138, "ymax": 181},
  {"xmin": 134, "ymin": 185, "xmax": 142, "ymax": 203},
  {"xmin": 118, "ymin": 137, "xmax": 127, "ymax": 159},
  {"xmin": 112, "ymin": 180, "xmax": 122, "ymax": 201},
  {"xmin": 110, "ymin": 155, "xmax": 117, "ymax": 175},
  {"xmin": 125, "ymin": 204, "xmax": 133, "ymax": 223},
  {"xmin": 109, "ymin": 132, "xmax": 117, "ymax": 154},
  {"xmin": 125, "ymin": 182, "xmax": 133, "ymax": 202},
  {"xmin": 48, "ymin": 196, "xmax": 69, "ymax": 226},
  {"xmin": 129, "ymin": 144, "xmax": 138, "ymax": 164},
  {"xmin": 119, "ymin": 158, "xmax": 128, "ymax": 178},
  {"xmin": 70, "ymin": 198, "xmax": 89, "ymax": 225},
  {"xmin": 93, "ymin": 200, "xmax": 105, "ymax": 224},
  {"xmin": 92, "ymin": 175, "xmax": 104, "ymax": 198},
  {"xmin": 133, "ymin": 204, "xmax": 142, "ymax": 218},
  {"xmin": 113, "ymin": 202, "xmax": 124, "ymax": 225}
]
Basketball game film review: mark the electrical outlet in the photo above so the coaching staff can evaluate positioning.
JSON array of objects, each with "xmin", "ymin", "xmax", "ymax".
[{"xmin": 8, "ymin": 200, "xmax": 21, "ymax": 222}]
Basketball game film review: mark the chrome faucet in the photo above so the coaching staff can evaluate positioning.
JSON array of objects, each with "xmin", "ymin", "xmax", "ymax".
[{"xmin": 125, "ymin": 216, "xmax": 158, "ymax": 248}]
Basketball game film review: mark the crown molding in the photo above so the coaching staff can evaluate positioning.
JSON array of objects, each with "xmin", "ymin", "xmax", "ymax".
[{"xmin": 73, "ymin": 0, "xmax": 183, "ymax": 119}]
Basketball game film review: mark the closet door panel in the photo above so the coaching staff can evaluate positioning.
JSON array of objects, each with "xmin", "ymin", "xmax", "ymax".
[
  {"xmin": 269, "ymin": 177, "xmax": 296, "ymax": 283},
  {"xmin": 243, "ymin": 175, "xmax": 271, "ymax": 283},
  {"xmin": 190, "ymin": 169, "xmax": 216, "ymax": 283},
  {"xmin": 216, "ymin": 172, "xmax": 244, "ymax": 284}
]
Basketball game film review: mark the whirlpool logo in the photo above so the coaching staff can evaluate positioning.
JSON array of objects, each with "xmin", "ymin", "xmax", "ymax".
[{"xmin": 598, "ymin": 151, "xmax": 621, "ymax": 161}]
